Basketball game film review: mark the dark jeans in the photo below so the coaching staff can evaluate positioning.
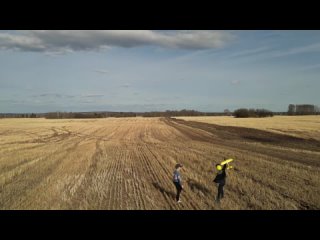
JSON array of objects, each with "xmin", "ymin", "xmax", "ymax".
[
  {"xmin": 173, "ymin": 182, "xmax": 182, "ymax": 201},
  {"xmin": 217, "ymin": 183, "xmax": 225, "ymax": 201}
]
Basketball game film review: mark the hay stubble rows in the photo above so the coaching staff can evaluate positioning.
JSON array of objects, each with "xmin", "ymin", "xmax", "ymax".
[{"xmin": 0, "ymin": 117, "xmax": 319, "ymax": 209}]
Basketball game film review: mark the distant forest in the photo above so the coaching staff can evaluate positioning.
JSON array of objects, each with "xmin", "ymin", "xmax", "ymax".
[
  {"xmin": 0, "ymin": 104, "xmax": 319, "ymax": 119},
  {"xmin": 0, "ymin": 110, "xmax": 210, "ymax": 119}
]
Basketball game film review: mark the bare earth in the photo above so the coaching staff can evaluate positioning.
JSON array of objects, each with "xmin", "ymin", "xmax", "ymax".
[
  {"xmin": 176, "ymin": 116, "xmax": 320, "ymax": 141},
  {"xmin": 0, "ymin": 117, "xmax": 319, "ymax": 210}
]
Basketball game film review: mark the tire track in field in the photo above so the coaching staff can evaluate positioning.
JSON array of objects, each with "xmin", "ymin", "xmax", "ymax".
[
  {"xmin": 69, "ymin": 125, "xmax": 121, "ymax": 209},
  {"xmin": 127, "ymin": 143, "xmax": 149, "ymax": 209},
  {"xmin": 0, "ymin": 134, "xmax": 85, "ymax": 175},
  {"xmin": 13, "ymin": 138, "xmax": 96, "ymax": 210},
  {"xmin": 70, "ymin": 139, "xmax": 103, "ymax": 209},
  {"xmin": 134, "ymin": 144, "xmax": 178, "ymax": 209},
  {"xmin": 111, "ymin": 145, "xmax": 124, "ymax": 209},
  {"xmin": 100, "ymin": 123, "xmax": 149, "ymax": 209},
  {"xmin": 68, "ymin": 124, "xmax": 132, "ymax": 209},
  {"xmin": 0, "ymin": 126, "xmax": 104, "ymax": 209},
  {"xmin": 0, "ymin": 126, "xmax": 89, "ymax": 167},
  {"xmin": 0, "ymin": 135, "xmax": 82, "ymax": 184},
  {"xmin": 121, "ymin": 143, "xmax": 151, "ymax": 209},
  {"xmin": 120, "ymin": 146, "xmax": 135, "ymax": 209},
  {"xmin": 0, "ymin": 143, "xmax": 48, "ymax": 157},
  {"xmin": 100, "ymin": 144, "xmax": 121, "ymax": 210},
  {"xmin": 0, "ymin": 137, "xmax": 83, "ymax": 209},
  {"xmin": 96, "ymin": 143, "xmax": 116, "ymax": 210}
]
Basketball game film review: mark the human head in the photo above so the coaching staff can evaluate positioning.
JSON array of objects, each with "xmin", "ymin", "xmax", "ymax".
[{"xmin": 175, "ymin": 163, "xmax": 183, "ymax": 170}]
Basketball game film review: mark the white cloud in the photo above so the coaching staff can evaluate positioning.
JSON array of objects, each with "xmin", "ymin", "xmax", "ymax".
[
  {"xmin": 0, "ymin": 32, "xmax": 45, "ymax": 51},
  {"xmin": 94, "ymin": 69, "xmax": 109, "ymax": 74},
  {"xmin": 269, "ymin": 42, "xmax": 320, "ymax": 58},
  {"xmin": 32, "ymin": 93, "xmax": 63, "ymax": 98},
  {"xmin": 31, "ymin": 93, "xmax": 105, "ymax": 99},
  {"xmin": 228, "ymin": 46, "xmax": 271, "ymax": 58},
  {"xmin": 0, "ymin": 30, "xmax": 234, "ymax": 53},
  {"xmin": 231, "ymin": 80, "xmax": 240, "ymax": 85},
  {"xmin": 299, "ymin": 63, "xmax": 320, "ymax": 71},
  {"xmin": 119, "ymin": 84, "xmax": 131, "ymax": 88},
  {"xmin": 81, "ymin": 94, "xmax": 105, "ymax": 98}
]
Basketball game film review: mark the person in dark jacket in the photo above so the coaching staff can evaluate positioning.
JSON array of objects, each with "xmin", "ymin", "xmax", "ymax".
[
  {"xmin": 213, "ymin": 163, "xmax": 227, "ymax": 203},
  {"xmin": 173, "ymin": 163, "xmax": 184, "ymax": 203}
]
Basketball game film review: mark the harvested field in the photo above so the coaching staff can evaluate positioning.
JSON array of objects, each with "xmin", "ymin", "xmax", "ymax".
[{"xmin": 0, "ymin": 117, "xmax": 319, "ymax": 210}]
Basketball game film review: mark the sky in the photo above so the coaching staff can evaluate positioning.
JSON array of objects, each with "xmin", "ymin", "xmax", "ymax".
[{"xmin": 0, "ymin": 30, "xmax": 319, "ymax": 113}]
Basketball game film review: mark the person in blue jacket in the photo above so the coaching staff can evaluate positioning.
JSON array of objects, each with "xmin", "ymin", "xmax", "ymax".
[{"xmin": 173, "ymin": 163, "xmax": 184, "ymax": 203}]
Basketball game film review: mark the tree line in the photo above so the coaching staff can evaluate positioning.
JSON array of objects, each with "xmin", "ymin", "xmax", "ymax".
[
  {"xmin": 0, "ymin": 110, "xmax": 232, "ymax": 119},
  {"xmin": 233, "ymin": 108, "xmax": 274, "ymax": 118},
  {"xmin": 1, "ymin": 104, "xmax": 319, "ymax": 119},
  {"xmin": 45, "ymin": 110, "xmax": 221, "ymax": 118},
  {"xmin": 45, "ymin": 112, "xmax": 137, "ymax": 119},
  {"xmin": 0, "ymin": 113, "xmax": 40, "ymax": 118}
]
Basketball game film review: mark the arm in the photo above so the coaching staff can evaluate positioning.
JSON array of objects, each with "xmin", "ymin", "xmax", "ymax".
[
  {"xmin": 178, "ymin": 173, "xmax": 183, "ymax": 188},
  {"xmin": 221, "ymin": 164, "xmax": 227, "ymax": 178}
]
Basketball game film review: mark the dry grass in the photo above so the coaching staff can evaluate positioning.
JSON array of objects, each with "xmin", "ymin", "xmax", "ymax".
[
  {"xmin": 176, "ymin": 116, "xmax": 320, "ymax": 140},
  {"xmin": 0, "ymin": 117, "xmax": 319, "ymax": 210}
]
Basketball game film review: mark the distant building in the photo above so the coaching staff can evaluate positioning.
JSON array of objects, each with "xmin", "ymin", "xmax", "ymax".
[{"xmin": 295, "ymin": 104, "xmax": 316, "ymax": 115}]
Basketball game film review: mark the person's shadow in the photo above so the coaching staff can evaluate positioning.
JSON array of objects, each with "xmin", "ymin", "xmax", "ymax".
[
  {"xmin": 152, "ymin": 182, "xmax": 176, "ymax": 199},
  {"xmin": 186, "ymin": 178, "xmax": 211, "ymax": 195}
]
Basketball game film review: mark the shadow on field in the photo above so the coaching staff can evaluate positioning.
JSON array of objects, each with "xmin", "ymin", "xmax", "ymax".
[
  {"xmin": 186, "ymin": 178, "xmax": 211, "ymax": 195},
  {"xmin": 152, "ymin": 182, "xmax": 176, "ymax": 199}
]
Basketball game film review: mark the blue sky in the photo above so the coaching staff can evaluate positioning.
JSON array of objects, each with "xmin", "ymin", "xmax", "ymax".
[{"xmin": 0, "ymin": 30, "xmax": 319, "ymax": 113}]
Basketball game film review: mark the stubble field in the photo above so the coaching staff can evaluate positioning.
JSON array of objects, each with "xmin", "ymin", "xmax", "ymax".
[{"xmin": 0, "ymin": 116, "xmax": 319, "ymax": 210}]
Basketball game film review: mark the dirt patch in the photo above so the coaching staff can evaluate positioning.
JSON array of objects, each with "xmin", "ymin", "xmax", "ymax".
[
  {"xmin": 169, "ymin": 118, "xmax": 320, "ymax": 152},
  {"xmin": 165, "ymin": 118, "xmax": 320, "ymax": 168}
]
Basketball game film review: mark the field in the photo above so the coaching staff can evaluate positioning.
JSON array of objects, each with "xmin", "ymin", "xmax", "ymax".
[
  {"xmin": 176, "ymin": 116, "xmax": 320, "ymax": 141},
  {"xmin": 0, "ymin": 117, "xmax": 319, "ymax": 210}
]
